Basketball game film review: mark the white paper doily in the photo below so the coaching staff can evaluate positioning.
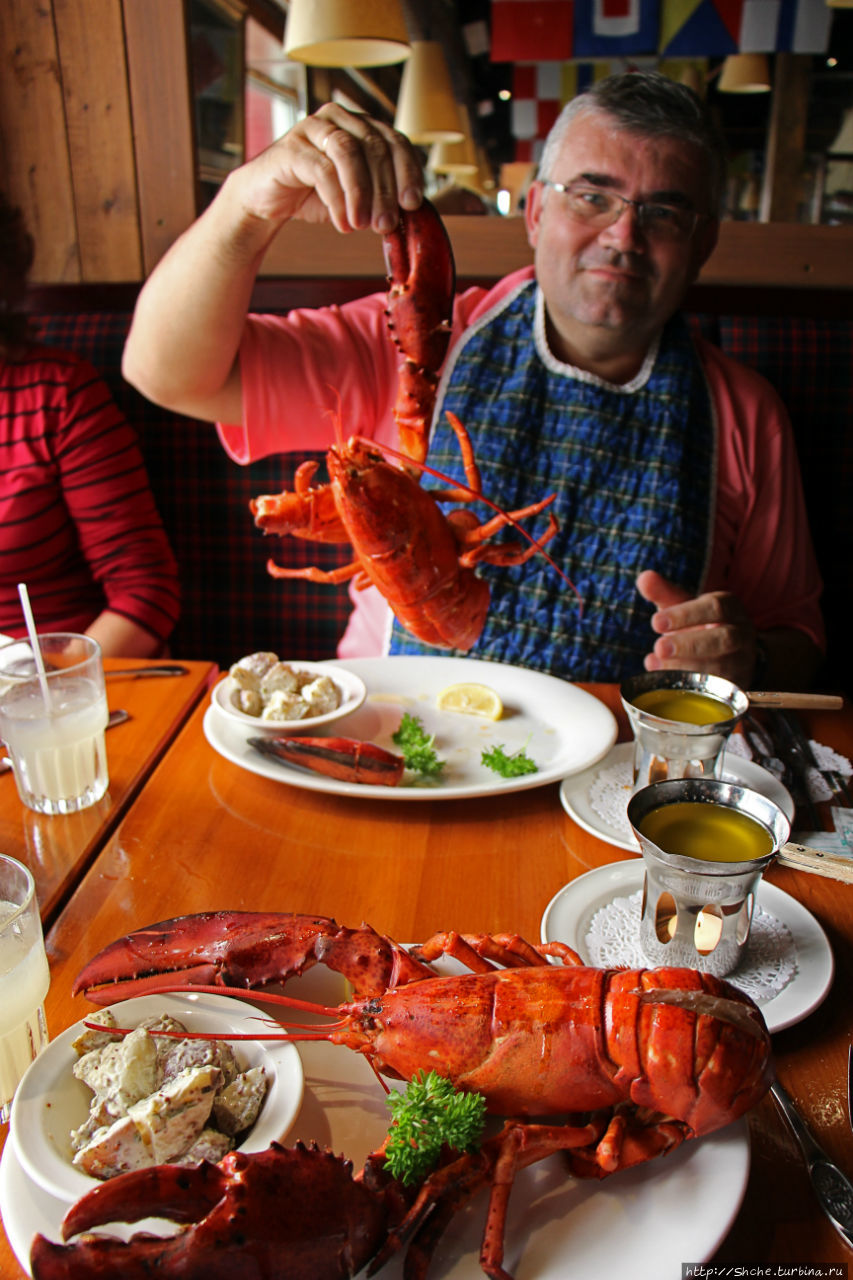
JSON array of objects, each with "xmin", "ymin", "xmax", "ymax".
[
  {"xmin": 588, "ymin": 759, "xmax": 635, "ymax": 839},
  {"xmin": 585, "ymin": 889, "xmax": 795, "ymax": 1005},
  {"xmin": 584, "ymin": 740, "xmax": 796, "ymax": 847}
]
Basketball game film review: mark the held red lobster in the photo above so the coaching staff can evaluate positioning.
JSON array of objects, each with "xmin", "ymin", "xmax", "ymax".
[
  {"xmin": 249, "ymin": 200, "xmax": 575, "ymax": 651},
  {"xmin": 31, "ymin": 913, "xmax": 773, "ymax": 1280}
]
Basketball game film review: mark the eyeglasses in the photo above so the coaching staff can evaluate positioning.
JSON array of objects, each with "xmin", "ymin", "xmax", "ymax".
[{"xmin": 542, "ymin": 180, "xmax": 705, "ymax": 242}]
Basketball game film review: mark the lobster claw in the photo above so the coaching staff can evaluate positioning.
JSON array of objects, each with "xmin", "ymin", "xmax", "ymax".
[
  {"xmin": 30, "ymin": 1143, "xmax": 394, "ymax": 1280},
  {"xmin": 383, "ymin": 198, "xmax": 455, "ymax": 465},
  {"xmin": 249, "ymin": 735, "xmax": 405, "ymax": 786},
  {"xmin": 72, "ymin": 911, "xmax": 436, "ymax": 1005}
]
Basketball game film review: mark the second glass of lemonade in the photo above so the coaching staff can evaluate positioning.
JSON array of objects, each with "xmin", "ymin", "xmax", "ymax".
[{"xmin": 0, "ymin": 633, "xmax": 109, "ymax": 815}]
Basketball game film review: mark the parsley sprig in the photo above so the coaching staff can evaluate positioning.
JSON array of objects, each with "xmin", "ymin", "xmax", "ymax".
[
  {"xmin": 392, "ymin": 713, "xmax": 445, "ymax": 778},
  {"xmin": 384, "ymin": 1070, "xmax": 487, "ymax": 1186},
  {"xmin": 481, "ymin": 743, "xmax": 539, "ymax": 777}
]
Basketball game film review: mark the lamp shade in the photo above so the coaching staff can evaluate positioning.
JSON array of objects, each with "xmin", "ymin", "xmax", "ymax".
[
  {"xmin": 395, "ymin": 41, "xmax": 464, "ymax": 144},
  {"xmin": 429, "ymin": 105, "xmax": 478, "ymax": 175},
  {"xmin": 284, "ymin": 0, "xmax": 411, "ymax": 67},
  {"xmin": 718, "ymin": 53, "xmax": 772, "ymax": 93}
]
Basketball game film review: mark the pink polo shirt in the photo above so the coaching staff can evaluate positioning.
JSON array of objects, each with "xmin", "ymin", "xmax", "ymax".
[{"xmin": 218, "ymin": 268, "xmax": 824, "ymax": 659}]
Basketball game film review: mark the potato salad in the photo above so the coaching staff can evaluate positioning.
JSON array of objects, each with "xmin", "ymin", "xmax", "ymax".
[
  {"xmin": 70, "ymin": 1009, "xmax": 268, "ymax": 1179},
  {"xmin": 229, "ymin": 652, "xmax": 341, "ymax": 722}
]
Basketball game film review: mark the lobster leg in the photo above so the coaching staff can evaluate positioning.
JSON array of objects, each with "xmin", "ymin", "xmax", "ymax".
[
  {"xmin": 265, "ymin": 558, "xmax": 363, "ymax": 584},
  {"xmin": 371, "ymin": 1118, "xmax": 610, "ymax": 1280},
  {"xmin": 414, "ymin": 931, "xmax": 584, "ymax": 971}
]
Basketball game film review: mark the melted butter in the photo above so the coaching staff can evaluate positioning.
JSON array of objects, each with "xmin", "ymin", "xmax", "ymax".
[
  {"xmin": 639, "ymin": 801, "xmax": 773, "ymax": 863},
  {"xmin": 631, "ymin": 688, "xmax": 733, "ymax": 725}
]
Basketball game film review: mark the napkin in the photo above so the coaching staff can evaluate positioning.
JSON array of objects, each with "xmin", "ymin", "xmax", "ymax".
[
  {"xmin": 730, "ymin": 731, "xmax": 853, "ymax": 805},
  {"xmin": 731, "ymin": 732, "xmax": 853, "ymax": 857}
]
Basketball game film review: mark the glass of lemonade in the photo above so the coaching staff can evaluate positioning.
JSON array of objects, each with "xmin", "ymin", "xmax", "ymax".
[
  {"xmin": 0, "ymin": 633, "xmax": 109, "ymax": 815},
  {"xmin": 0, "ymin": 855, "xmax": 49, "ymax": 1123}
]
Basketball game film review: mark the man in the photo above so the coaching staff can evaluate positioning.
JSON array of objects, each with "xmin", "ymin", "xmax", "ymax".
[{"xmin": 122, "ymin": 72, "xmax": 823, "ymax": 688}]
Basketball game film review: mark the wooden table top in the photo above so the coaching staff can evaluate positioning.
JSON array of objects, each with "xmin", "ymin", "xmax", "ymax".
[
  {"xmin": 2, "ymin": 679, "xmax": 853, "ymax": 1276},
  {"xmin": 0, "ymin": 659, "xmax": 217, "ymax": 927}
]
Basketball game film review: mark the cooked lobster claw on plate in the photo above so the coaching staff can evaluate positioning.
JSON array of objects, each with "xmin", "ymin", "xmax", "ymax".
[
  {"xmin": 30, "ymin": 1143, "xmax": 406, "ymax": 1280},
  {"xmin": 248, "ymin": 735, "xmax": 405, "ymax": 785}
]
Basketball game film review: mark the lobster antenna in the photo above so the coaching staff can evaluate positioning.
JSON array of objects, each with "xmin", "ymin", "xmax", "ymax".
[
  {"xmin": 94, "ymin": 982, "xmax": 347, "ymax": 1020},
  {"xmin": 352, "ymin": 433, "xmax": 582, "ymax": 610},
  {"xmin": 324, "ymin": 384, "xmax": 347, "ymax": 450}
]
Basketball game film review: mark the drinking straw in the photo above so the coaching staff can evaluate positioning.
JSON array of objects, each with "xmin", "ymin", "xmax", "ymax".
[{"xmin": 17, "ymin": 583, "xmax": 52, "ymax": 710}]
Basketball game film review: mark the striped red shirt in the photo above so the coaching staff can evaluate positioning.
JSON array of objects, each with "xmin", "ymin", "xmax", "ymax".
[{"xmin": 1, "ymin": 346, "xmax": 180, "ymax": 643}]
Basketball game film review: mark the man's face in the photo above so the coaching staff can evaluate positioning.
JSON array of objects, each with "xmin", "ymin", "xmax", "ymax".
[{"xmin": 524, "ymin": 110, "xmax": 718, "ymax": 367}]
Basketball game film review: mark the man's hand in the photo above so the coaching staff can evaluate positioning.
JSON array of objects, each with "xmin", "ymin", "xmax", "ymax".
[
  {"xmin": 237, "ymin": 102, "xmax": 426, "ymax": 235},
  {"xmin": 123, "ymin": 103, "xmax": 426, "ymax": 423},
  {"xmin": 636, "ymin": 569, "xmax": 758, "ymax": 688}
]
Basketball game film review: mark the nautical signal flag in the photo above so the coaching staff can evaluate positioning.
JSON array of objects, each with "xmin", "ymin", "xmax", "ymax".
[
  {"xmin": 490, "ymin": 1, "xmax": 574, "ymax": 63},
  {"xmin": 490, "ymin": 0, "xmax": 833, "ymax": 61},
  {"xmin": 574, "ymin": 0, "xmax": 661, "ymax": 57},
  {"xmin": 659, "ymin": 0, "xmax": 833, "ymax": 56}
]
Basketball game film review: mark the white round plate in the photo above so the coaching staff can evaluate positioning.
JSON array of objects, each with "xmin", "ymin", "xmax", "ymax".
[
  {"xmin": 559, "ymin": 741, "xmax": 794, "ymax": 853},
  {"xmin": 10, "ymin": 992, "xmax": 303, "ymax": 1208},
  {"xmin": 212, "ymin": 661, "xmax": 367, "ymax": 735},
  {"xmin": 541, "ymin": 861, "xmax": 833, "ymax": 1034},
  {"xmin": 204, "ymin": 656, "xmax": 617, "ymax": 801},
  {"xmin": 2, "ymin": 960, "xmax": 749, "ymax": 1280}
]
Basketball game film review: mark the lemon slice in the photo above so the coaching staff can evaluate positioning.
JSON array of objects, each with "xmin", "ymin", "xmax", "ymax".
[{"xmin": 436, "ymin": 683, "xmax": 503, "ymax": 720}]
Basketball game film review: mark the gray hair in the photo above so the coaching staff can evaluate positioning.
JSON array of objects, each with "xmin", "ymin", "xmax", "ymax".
[{"xmin": 537, "ymin": 71, "xmax": 726, "ymax": 214}]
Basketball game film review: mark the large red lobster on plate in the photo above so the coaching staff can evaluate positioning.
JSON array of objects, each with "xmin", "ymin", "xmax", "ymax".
[
  {"xmin": 249, "ymin": 202, "xmax": 575, "ymax": 651},
  {"xmin": 31, "ymin": 912, "xmax": 772, "ymax": 1280}
]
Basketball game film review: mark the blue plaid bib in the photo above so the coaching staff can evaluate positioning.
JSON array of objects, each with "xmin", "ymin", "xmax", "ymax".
[{"xmin": 389, "ymin": 280, "xmax": 715, "ymax": 680}]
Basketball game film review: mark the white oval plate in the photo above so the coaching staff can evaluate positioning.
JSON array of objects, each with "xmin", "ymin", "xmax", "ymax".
[
  {"xmin": 540, "ymin": 861, "xmax": 833, "ymax": 1034},
  {"xmin": 205, "ymin": 656, "xmax": 617, "ymax": 801},
  {"xmin": 10, "ymin": 992, "xmax": 303, "ymax": 1207},
  {"xmin": 212, "ymin": 661, "xmax": 367, "ymax": 735},
  {"xmin": 560, "ymin": 741, "xmax": 794, "ymax": 853},
  {"xmin": 2, "ymin": 959, "xmax": 750, "ymax": 1280}
]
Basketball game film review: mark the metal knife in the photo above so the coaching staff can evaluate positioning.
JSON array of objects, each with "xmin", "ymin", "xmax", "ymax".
[
  {"xmin": 766, "ymin": 710, "xmax": 824, "ymax": 831},
  {"xmin": 1, "ymin": 708, "xmax": 130, "ymax": 773},
  {"xmin": 105, "ymin": 664, "xmax": 189, "ymax": 679},
  {"xmin": 775, "ymin": 709, "xmax": 853, "ymax": 809},
  {"xmin": 771, "ymin": 1079, "xmax": 853, "ymax": 1249}
]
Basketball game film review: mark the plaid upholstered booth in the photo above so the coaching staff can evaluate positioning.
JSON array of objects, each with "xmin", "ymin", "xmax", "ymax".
[
  {"xmin": 25, "ymin": 284, "xmax": 852, "ymax": 691},
  {"xmin": 28, "ymin": 292, "xmax": 353, "ymax": 669}
]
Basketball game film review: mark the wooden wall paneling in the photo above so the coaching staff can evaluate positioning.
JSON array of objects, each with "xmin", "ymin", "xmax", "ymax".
[
  {"xmin": 122, "ymin": 0, "xmax": 198, "ymax": 276},
  {"xmin": 259, "ymin": 214, "xmax": 853, "ymax": 291},
  {"xmin": 760, "ymin": 53, "xmax": 812, "ymax": 224},
  {"xmin": 52, "ymin": 0, "xmax": 142, "ymax": 282},
  {"xmin": 0, "ymin": 0, "xmax": 80, "ymax": 283}
]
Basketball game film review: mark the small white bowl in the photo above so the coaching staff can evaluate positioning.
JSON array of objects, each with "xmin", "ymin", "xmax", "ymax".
[
  {"xmin": 10, "ymin": 992, "xmax": 303, "ymax": 1207},
  {"xmin": 211, "ymin": 661, "xmax": 367, "ymax": 736}
]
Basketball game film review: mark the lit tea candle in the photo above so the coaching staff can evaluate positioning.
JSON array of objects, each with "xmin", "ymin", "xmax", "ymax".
[{"xmin": 664, "ymin": 909, "xmax": 723, "ymax": 950}]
